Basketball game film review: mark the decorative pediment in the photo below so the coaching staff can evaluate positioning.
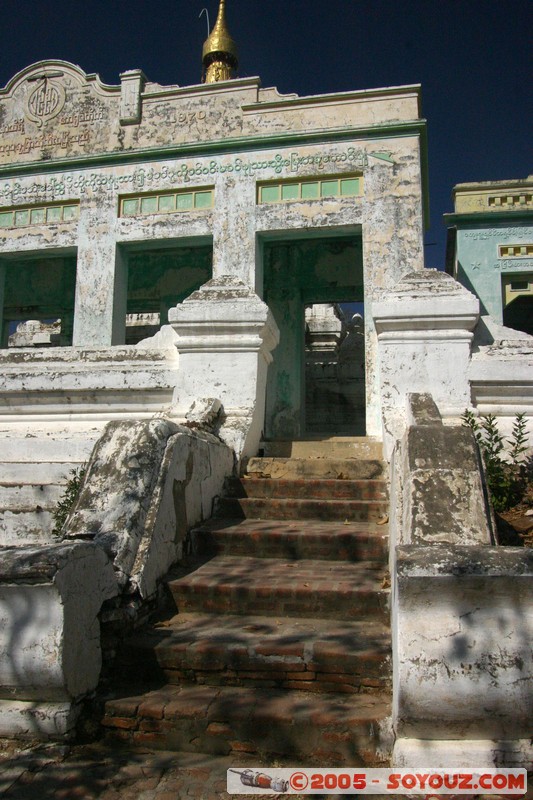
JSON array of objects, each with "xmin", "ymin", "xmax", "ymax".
[{"xmin": 0, "ymin": 61, "xmax": 124, "ymax": 164}]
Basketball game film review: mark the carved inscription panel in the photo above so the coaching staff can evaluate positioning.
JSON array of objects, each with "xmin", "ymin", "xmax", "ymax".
[
  {"xmin": 0, "ymin": 61, "xmax": 251, "ymax": 164},
  {"xmin": 0, "ymin": 63, "xmax": 117, "ymax": 164},
  {"xmin": 1, "ymin": 60, "xmax": 416, "ymax": 168}
]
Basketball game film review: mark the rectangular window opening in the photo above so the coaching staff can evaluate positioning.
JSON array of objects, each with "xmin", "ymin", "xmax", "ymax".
[
  {"xmin": 119, "ymin": 188, "xmax": 214, "ymax": 217},
  {"xmin": 0, "ymin": 202, "xmax": 80, "ymax": 228},
  {"xmin": 258, "ymin": 174, "xmax": 363, "ymax": 204}
]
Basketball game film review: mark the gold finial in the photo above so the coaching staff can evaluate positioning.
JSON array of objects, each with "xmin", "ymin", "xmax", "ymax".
[{"xmin": 202, "ymin": 0, "xmax": 238, "ymax": 83}]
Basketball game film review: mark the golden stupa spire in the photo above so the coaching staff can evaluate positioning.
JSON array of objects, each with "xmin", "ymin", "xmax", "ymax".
[{"xmin": 202, "ymin": 0, "xmax": 238, "ymax": 83}]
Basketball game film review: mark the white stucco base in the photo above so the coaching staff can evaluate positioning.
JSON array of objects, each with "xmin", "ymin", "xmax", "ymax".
[
  {"xmin": 393, "ymin": 737, "xmax": 533, "ymax": 769},
  {"xmin": 0, "ymin": 699, "xmax": 80, "ymax": 739},
  {"xmin": 0, "ymin": 542, "xmax": 117, "ymax": 739},
  {"xmin": 168, "ymin": 275, "xmax": 279, "ymax": 461}
]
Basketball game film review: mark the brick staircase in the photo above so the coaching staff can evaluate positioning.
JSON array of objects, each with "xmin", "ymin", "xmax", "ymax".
[{"xmin": 102, "ymin": 439, "xmax": 393, "ymax": 766}]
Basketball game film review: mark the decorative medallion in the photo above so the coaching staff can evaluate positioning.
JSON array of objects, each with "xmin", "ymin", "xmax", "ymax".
[{"xmin": 25, "ymin": 72, "xmax": 66, "ymax": 128}]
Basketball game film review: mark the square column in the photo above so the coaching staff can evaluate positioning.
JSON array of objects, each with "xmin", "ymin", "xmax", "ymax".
[
  {"xmin": 212, "ymin": 176, "xmax": 257, "ymax": 287},
  {"xmin": 73, "ymin": 203, "xmax": 126, "ymax": 347},
  {"xmin": 373, "ymin": 269, "xmax": 480, "ymax": 455},
  {"xmin": 169, "ymin": 276, "xmax": 279, "ymax": 459}
]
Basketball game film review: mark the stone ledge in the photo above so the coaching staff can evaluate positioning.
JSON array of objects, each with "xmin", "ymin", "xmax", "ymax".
[
  {"xmin": 0, "ymin": 541, "xmax": 114, "ymax": 585},
  {"xmin": 396, "ymin": 544, "xmax": 533, "ymax": 577}
]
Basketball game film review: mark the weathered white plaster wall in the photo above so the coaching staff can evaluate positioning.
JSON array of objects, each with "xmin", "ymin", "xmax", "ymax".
[
  {"xmin": 0, "ymin": 421, "xmax": 104, "ymax": 547},
  {"xmin": 1, "ymin": 64, "xmax": 427, "ymax": 438},
  {"xmin": 0, "ymin": 542, "xmax": 117, "ymax": 738},
  {"xmin": 393, "ymin": 546, "xmax": 533, "ymax": 767},
  {"xmin": 374, "ymin": 271, "xmax": 480, "ymax": 455},
  {"xmin": 0, "ymin": 346, "xmax": 179, "ymax": 417},
  {"xmin": 469, "ymin": 317, "xmax": 533, "ymax": 448}
]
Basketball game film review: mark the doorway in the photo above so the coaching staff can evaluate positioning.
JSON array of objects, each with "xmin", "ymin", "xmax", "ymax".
[{"xmin": 263, "ymin": 234, "xmax": 364, "ymax": 440}]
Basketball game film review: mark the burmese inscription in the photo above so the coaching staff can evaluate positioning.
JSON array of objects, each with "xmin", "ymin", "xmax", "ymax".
[{"xmin": 0, "ymin": 147, "xmax": 394, "ymax": 204}]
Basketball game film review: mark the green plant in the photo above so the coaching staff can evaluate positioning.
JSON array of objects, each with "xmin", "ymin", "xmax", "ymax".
[
  {"xmin": 462, "ymin": 410, "xmax": 529, "ymax": 512},
  {"xmin": 52, "ymin": 465, "xmax": 86, "ymax": 536}
]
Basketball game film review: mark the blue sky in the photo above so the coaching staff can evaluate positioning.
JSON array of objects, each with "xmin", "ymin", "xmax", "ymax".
[{"xmin": 1, "ymin": 0, "xmax": 531, "ymax": 268}]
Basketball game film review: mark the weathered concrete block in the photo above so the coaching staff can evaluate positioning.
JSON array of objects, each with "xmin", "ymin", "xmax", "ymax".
[
  {"xmin": 392, "ymin": 545, "xmax": 533, "ymax": 765},
  {"xmin": 393, "ymin": 737, "xmax": 533, "ymax": 769},
  {"xmin": 0, "ymin": 541, "xmax": 117, "ymax": 738},
  {"xmin": 0, "ymin": 700, "xmax": 79, "ymax": 739},
  {"xmin": 393, "ymin": 395, "xmax": 493, "ymax": 547}
]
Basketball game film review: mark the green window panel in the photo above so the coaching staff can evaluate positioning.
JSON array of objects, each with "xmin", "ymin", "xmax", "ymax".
[
  {"xmin": 177, "ymin": 193, "xmax": 194, "ymax": 210},
  {"xmin": 122, "ymin": 199, "xmax": 139, "ymax": 216},
  {"xmin": 14, "ymin": 210, "xmax": 30, "ymax": 226},
  {"xmin": 195, "ymin": 191, "xmax": 213, "ymax": 209},
  {"xmin": 62, "ymin": 205, "xmax": 79, "ymax": 221},
  {"xmin": 0, "ymin": 202, "xmax": 80, "ymax": 227},
  {"xmin": 120, "ymin": 189, "xmax": 213, "ymax": 217},
  {"xmin": 47, "ymin": 207, "xmax": 62, "ymax": 222},
  {"xmin": 320, "ymin": 180, "xmax": 338, "ymax": 197},
  {"xmin": 301, "ymin": 182, "xmax": 320, "ymax": 199},
  {"xmin": 281, "ymin": 183, "xmax": 299, "ymax": 201},
  {"xmin": 260, "ymin": 185, "xmax": 280, "ymax": 203},
  {"xmin": 140, "ymin": 197, "xmax": 158, "ymax": 214},
  {"xmin": 340, "ymin": 178, "xmax": 360, "ymax": 196},
  {"xmin": 259, "ymin": 175, "xmax": 362, "ymax": 204},
  {"xmin": 158, "ymin": 195, "xmax": 175, "ymax": 212},
  {"xmin": 31, "ymin": 208, "xmax": 46, "ymax": 224}
]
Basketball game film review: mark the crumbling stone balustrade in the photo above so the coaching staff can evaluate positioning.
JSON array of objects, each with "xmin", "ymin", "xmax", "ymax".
[
  {"xmin": 0, "ymin": 417, "xmax": 234, "ymax": 740},
  {"xmin": 389, "ymin": 393, "xmax": 533, "ymax": 768}
]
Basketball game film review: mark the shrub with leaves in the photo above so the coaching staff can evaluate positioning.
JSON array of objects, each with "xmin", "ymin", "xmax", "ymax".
[
  {"xmin": 462, "ymin": 410, "xmax": 529, "ymax": 512},
  {"xmin": 52, "ymin": 466, "xmax": 86, "ymax": 537}
]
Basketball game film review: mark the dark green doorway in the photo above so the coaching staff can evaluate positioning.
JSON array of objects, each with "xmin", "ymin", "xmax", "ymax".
[
  {"xmin": 263, "ymin": 235, "xmax": 364, "ymax": 440},
  {"xmin": 1, "ymin": 253, "xmax": 77, "ymax": 348},
  {"xmin": 123, "ymin": 243, "xmax": 213, "ymax": 343}
]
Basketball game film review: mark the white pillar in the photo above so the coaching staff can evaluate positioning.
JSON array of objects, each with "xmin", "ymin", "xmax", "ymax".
[
  {"xmin": 169, "ymin": 275, "xmax": 279, "ymax": 459},
  {"xmin": 73, "ymin": 202, "xmax": 125, "ymax": 347},
  {"xmin": 373, "ymin": 269, "xmax": 479, "ymax": 456},
  {"xmin": 212, "ymin": 176, "xmax": 257, "ymax": 286}
]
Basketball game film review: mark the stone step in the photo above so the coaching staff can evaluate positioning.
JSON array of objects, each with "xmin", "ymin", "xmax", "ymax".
[
  {"xmin": 260, "ymin": 438, "xmax": 384, "ymax": 460},
  {"xmin": 246, "ymin": 457, "xmax": 385, "ymax": 480},
  {"xmin": 102, "ymin": 684, "xmax": 392, "ymax": 765},
  {"xmin": 0, "ymin": 462, "xmax": 76, "ymax": 485},
  {"xmin": 226, "ymin": 477, "xmax": 388, "ymax": 500},
  {"xmin": 0, "ymin": 508, "xmax": 55, "ymax": 546},
  {"xmin": 0, "ymin": 483, "xmax": 63, "ymax": 512},
  {"xmin": 215, "ymin": 497, "xmax": 388, "ymax": 522},
  {"xmin": 118, "ymin": 612, "xmax": 391, "ymax": 694},
  {"xmin": 169, "ymin": 556, "xmax": 389, "ymax": 622},
  {"xmin": 191, "ymin": 519, "xmax": 389, "ymax": 561},
  {"xmin": 0, "ymin": 426, "xmax": 99, "ymax": 463}
]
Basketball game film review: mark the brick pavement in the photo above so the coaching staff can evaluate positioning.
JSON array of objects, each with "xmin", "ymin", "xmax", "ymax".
[{"xmin": 0, "ymin": 741, "xmax": 531, "ymax": 800}]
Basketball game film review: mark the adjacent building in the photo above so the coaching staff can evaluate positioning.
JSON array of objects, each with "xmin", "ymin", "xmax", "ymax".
[{"xmin": 445, "ymin": 176, "xmax": 533, "ymax": 336}]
